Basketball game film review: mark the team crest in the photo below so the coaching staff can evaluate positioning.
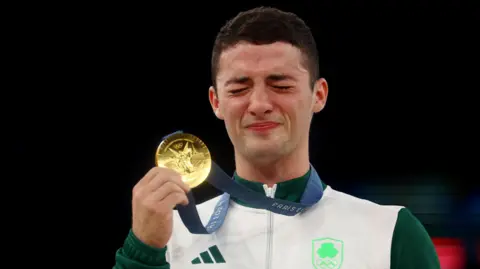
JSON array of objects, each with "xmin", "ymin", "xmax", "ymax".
[{"xmin": 312, "ymin": 237, "xmax": 344, "ymax": 269}]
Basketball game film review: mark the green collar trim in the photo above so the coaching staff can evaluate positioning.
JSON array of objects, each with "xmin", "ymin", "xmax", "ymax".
[{"xmin": 231, "ymin": 168, "xmax": 327, "ymax": 208}]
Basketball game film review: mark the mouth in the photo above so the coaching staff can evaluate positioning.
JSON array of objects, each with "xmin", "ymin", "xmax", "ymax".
[{"xmin": 246, "ymin": 121, "xmax": 280, "ymax": 132}]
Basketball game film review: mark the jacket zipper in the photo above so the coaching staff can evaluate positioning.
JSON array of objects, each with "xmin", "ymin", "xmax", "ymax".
[{"xmin": 263, "ymin": 184, "xmax": 277, "ymax": 269}]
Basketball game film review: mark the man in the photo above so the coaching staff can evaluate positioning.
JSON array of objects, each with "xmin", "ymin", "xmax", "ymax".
[{"xmin": 113, "ymin": 7, "xmax": 440, "ymax": 269}]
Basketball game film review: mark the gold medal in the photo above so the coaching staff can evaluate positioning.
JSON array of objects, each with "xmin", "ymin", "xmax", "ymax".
[{"xmin": 155, "ymin": 132, "xmax": 212, "ymax": 188}]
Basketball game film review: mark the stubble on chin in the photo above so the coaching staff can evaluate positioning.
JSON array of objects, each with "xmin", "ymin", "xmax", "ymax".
[{"xmin": 240, "ymin": 134, "xmax": 290, "ymax": 164}]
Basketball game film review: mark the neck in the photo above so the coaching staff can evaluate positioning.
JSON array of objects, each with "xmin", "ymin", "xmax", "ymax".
[{"xmin": 234, "ymin": 142, "xmax": 310, "ymax": 187}]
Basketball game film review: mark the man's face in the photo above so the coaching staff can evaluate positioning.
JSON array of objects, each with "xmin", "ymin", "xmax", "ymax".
[{"xmin": 209, "ymin": 42, "xmax": 327, "ymax": 163}]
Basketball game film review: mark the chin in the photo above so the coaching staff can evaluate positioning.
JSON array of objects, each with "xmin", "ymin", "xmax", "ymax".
[{"xmin": 244, "ymin": 139, "xmax": 287, "ymax": 160}]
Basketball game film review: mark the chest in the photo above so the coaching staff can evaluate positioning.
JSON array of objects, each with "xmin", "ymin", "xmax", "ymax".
[{"xmin": 169, "ymin": 210, "xmax": 392, "ymax": 269}]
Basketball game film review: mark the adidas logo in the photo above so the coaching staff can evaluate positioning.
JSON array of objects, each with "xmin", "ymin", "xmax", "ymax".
[{"xmin": 191, "ymin": 245, "xmax": 226, "ymax": 264}]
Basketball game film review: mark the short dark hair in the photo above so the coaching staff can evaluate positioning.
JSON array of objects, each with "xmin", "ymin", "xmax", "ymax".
[{"xmin": 211, "ymin": 6, "xmax": 320, "ymax": 90}]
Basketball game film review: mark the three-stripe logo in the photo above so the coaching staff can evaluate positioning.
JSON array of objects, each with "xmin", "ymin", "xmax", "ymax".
[{"xmin": 191, "ymin": 245, "xmax": 226, "ymax": 264}]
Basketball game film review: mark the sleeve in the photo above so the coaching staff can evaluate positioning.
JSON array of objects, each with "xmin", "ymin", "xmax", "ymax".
[
  {"xmin": 113, "ymin": 229, "xmax": 170, "ymax": 269},
  {"xmin": 390, "ymin": 207, "xmax": 441, "ymax": 269}
]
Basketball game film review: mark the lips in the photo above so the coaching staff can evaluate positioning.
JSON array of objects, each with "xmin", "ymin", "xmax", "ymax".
[{"xmin": 246, "ymin": 121, "xmax": 280, "ymax": 131}]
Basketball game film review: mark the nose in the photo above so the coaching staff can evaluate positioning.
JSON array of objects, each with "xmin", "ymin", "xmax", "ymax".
[{"xmin": 247, "ymin": 87, "xmax": 273, "ymax": 117}]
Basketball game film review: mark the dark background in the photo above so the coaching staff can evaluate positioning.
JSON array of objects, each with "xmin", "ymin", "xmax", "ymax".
[{"xmin": 8, "ymin": 1, "xmax": 479, "ymax": 268}]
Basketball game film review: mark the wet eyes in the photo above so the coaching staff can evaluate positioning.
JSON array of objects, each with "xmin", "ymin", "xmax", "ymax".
[{"xmin": 229, "ymin": 86, "xmax": 291, "ymax": 94}]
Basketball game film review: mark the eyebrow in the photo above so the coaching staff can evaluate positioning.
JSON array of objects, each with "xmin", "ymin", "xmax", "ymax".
[
  {"xmin": 224, "ymin": 74, "xmax": 295, "ymax": 87},
  {"xmin": 224, "ymin": 76, "xmax": 250, "ymax": 87},
  {"xmin": 266, "ymin": 74, "xmax": 295, "ymax": 82}
]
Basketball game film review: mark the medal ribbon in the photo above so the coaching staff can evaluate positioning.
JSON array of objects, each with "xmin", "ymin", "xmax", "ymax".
[{"xmin": 163, "ymin": 131, "xmax": 324, "ymax": 234}]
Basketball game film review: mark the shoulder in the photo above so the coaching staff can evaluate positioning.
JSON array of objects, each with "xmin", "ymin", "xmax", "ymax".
[
  {"xmin": 320, "ymin": 185, "xmax": 404, "ymax": 220},
  {"xmin": 390, "ymin": 207, "xmax": 441, "ymax": 269},
  {"xmin": 322, "ymin": 186, "xmax": 436, "ymax": 242}
]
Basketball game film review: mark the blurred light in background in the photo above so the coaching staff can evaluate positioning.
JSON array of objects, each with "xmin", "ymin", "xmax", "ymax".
[{"xmin": 432, "ymin": 238, "xmax": 466, "ymax": 269}]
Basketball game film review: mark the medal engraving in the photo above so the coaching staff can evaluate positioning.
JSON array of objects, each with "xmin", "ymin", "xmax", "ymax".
[{"xmin": 155, "ymin": 132, "xmax": 211, "ymax": 188}]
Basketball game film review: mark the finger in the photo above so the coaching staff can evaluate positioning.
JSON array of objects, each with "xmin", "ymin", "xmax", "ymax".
[
  {"xmin": 141, "ymin": 170, "xmax": 186, "ymax": 195},
  {"xmin": 146, "ymin": 181, "xmax": 185, "ymax": 203},
  {"xmin": 161, "ymin": 191, "xmax": 190, "ymax": 208},
  {"xmin": 136, "ymin": 167, "xmax": 163, "ymax": 188},
  {"xmin": 167, "ymin": 172, "xmax": 191, "ymax": 194},
  {"xmin": 146, "ymin": 168, "xmax": 190, "ymax": 194},
  {"xmin": 140, "ymin": 173, "xmax": 170, "ymax": 195}
]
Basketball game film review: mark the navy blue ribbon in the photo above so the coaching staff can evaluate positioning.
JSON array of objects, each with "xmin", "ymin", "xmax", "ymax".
[{"xmin": 163, "ymin": 131, "xmax": 324, "ymax": 234}]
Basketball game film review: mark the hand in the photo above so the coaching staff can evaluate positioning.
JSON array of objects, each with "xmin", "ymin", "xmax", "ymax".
[{"xmin": 131, "ymin": 167, "xmax": 190, "ymax": 248}]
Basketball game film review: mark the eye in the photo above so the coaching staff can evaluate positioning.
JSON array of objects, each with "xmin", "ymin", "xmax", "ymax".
[
  {"xmin": 273, "ymin": 86, "xmax": 292, "ymax": 90},
  {"xmin": 229, "ymin": 88, "xmax": 247, "ymax": 94}
]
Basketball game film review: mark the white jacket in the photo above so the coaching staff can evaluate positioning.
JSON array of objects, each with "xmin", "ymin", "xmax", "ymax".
[{"xmin": 164, "ymin": 183, "xmax": 438, "ymax": 269}]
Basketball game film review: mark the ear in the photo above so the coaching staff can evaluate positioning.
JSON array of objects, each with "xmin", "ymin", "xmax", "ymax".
[
  {"xmin": 312, "ymin": 78, "xmax": 328, "ymax": 113},
  {"xmin": 209, "ymin": 86, "xmax": 224, "ymax": 120}
]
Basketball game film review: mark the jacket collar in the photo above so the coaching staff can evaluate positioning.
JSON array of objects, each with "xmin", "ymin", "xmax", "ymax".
[{"xmin": 231, "ymin": 167, "xmax": 327, "ymax": 206}]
